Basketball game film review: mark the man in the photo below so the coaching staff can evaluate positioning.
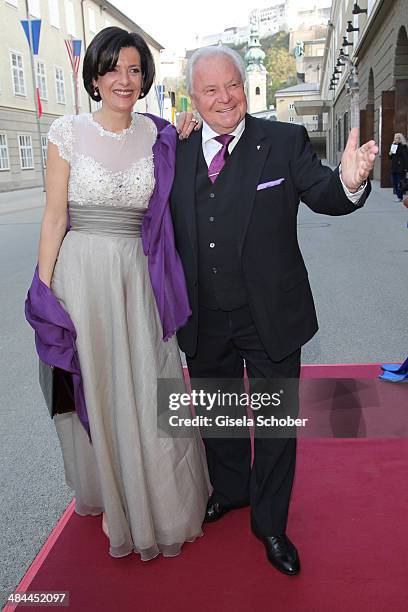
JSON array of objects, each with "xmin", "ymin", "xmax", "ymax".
[{"xmin": 170, "ymin": 46, "xmax": 378, "ymax": 575}]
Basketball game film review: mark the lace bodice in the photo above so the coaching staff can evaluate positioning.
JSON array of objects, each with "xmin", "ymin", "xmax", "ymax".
[{"xmin": 48, "ymin": 113, "xmax": 157, "ymax": 208}]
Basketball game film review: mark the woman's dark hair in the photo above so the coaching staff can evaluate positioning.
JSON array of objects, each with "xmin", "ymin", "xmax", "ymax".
[{"xmin": 83, "ymin": 27, "xmax": 155, "ymax": 101}]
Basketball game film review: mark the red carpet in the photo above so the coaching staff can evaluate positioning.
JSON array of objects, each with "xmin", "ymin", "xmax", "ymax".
[{"xmin": 6, "ymin": 365, "xmax": 408, "ymax": 612}]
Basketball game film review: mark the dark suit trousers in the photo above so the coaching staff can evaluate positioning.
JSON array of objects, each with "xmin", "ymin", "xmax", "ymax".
[{"xmin": 186, "ymin": 305, "xmax": 300, "ymax": 536}]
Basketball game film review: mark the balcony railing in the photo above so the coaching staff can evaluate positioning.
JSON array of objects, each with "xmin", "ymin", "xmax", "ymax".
[{"xmin": 303, "ymin": 123, "xmax": 328, "ymax": 132}]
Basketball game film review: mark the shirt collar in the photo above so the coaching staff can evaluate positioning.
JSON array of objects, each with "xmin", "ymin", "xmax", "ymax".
[{"xmin": 202, "ymin": 117, "xmax": 245, "ymax": 145}]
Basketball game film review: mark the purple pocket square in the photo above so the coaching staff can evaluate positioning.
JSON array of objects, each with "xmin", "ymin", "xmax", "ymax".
[{"xmin": 257, "ymin": 178, "xmax": 285, "ymax": 191}]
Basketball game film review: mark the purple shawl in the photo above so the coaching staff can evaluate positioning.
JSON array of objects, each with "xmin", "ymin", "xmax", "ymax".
[
  {"xmin": 25, "ymin": 113, "xmax": 191, "ymax": 436},
  {"xmin": 25, "ymin": 266, "xmax": 90, "ymax": 438},
  {"xmin": 142, "ymin": 114, "xmax": 191, "ymax": 339}
]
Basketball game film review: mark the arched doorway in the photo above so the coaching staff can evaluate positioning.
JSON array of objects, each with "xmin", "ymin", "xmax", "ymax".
[
  {"xmin": 380, "ymin": 27, "xmax": 408, "ymax": 187},
  {"xmin": 366, "ymin": 69, "xmax": 375, "ymax": 142},
  {"xmin": 359, "ymin": 70, "xmax": 374, "ymax": 151},
  {"xmin": 394, "ymin": 26, "xmax": 408, "ymax": 136}
]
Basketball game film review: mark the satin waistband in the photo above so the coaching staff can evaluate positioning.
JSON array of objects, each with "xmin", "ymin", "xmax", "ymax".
[{"xmin": 68, "ymin": 203, "xmax": 145, "ymax": 237}]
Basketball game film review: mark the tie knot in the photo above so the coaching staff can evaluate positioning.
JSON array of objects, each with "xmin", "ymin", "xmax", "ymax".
[{"xmin": 214, "ymin": 134, "xmax": 235, "ymax": 147}]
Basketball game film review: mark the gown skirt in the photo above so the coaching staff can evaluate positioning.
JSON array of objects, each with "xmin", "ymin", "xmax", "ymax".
[{"xmin": 51, "ymin": 208, "xmax": 210, "ymax": 560}]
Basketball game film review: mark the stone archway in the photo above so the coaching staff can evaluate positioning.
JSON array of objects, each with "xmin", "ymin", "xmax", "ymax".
[{"xmin": 394, "ymin": 26, "xmax": 408, "ymax": 136}]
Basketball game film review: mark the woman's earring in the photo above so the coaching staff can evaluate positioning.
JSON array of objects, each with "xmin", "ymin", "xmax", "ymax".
[{"xmin": 94, "ymin": 86, "xmax": 99, "ymax": 96}]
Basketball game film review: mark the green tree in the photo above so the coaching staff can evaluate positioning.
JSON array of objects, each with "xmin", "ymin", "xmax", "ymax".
[{"xmin": 264, "ymin": 47, "xmax": 297, "ymax": 107}]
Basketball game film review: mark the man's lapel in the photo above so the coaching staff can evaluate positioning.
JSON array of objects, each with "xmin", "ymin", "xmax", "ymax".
[
  {"xmin": 232, "ymin": 114, "xmax": 271, "ymax": 256},
  {"xmin": 176, "ymin": 128, "xmax": 202, "ymax": 262}
]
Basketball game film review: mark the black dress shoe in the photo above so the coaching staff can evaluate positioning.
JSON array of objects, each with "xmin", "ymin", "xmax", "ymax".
[
  {"xmin": 254, "ymin": 531, "xmax": 300, "ymax": 575},
  {"xmin": 204, "ymin": 498, "xmax": 250, "ymax": 523}
]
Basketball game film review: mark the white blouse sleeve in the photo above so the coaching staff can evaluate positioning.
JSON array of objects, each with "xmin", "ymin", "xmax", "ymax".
[{"xmin": 47, "ymin": 115, "xmax": 74, "ymax": 163}]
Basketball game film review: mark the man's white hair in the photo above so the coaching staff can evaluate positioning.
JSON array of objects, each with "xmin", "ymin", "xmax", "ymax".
[{"xmin": 186, "ymin": 45, "xmax": 246, "ymax": 95}]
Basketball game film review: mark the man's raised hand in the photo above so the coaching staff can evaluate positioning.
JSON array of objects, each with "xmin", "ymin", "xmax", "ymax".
[{"xmin": 340, "ymin": 127, "xmax": 379, "ymax": 192}]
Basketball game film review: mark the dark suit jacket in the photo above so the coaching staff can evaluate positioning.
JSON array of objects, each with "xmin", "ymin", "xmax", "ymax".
[{"xmin": 170, "ymin": 114, "xmax": 370, "ymax": 361}]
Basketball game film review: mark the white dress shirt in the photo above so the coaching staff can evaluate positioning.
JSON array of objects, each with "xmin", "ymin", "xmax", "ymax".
[{"xmin": 201, "ymin": 119, "xmax": 366, "ymax": 204}]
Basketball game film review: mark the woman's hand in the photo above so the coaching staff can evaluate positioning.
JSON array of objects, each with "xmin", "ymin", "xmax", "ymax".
[{"xmin": 176, "ymin": 111, "xmax": 202, "ymax": 140}]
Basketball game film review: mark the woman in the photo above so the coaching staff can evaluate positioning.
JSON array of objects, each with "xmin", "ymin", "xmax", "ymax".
[
  {"xmin": 29, "ymin": 27, "xmax": 210, "ymax": 560},
  {"xmin": 389, "ymin": 133, "xmax": 408, "ymax": 202}
]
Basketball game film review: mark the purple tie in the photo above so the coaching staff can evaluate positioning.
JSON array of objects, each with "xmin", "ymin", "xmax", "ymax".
[{"xmin": 208, "ymin": 134, "xmax": 235, "ymax": 183}]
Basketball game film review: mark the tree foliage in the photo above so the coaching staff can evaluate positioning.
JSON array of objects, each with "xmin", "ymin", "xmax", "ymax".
[
  {"xmin": 165, "ymin": 31, "xmax": 297, "ymax": 112},
  {"xmin": 264, "ymin": 47, "xmax": 297, "ymax": 107}
]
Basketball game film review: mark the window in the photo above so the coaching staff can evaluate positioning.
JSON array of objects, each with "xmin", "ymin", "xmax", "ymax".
[
  {"xmin": 289, "ymin": 102, "xmax": 295, "ymax": 109},
  {"xmin": 65, "ymin": 0, "xmax": 76, "ymax": 36},
  {"xmin": 36, "ymin": 60, "xmax": 47, "ymax": 100},
  {"xmin": 343, "ymin": 112, "xmax": 349, "ymax": 146},
  {"xmin": 11, "ymin": 52, "xmax": 26, "ymax": 96},
  {"xmin": 55, "ymin": 66, "xmax": 66, "ymax": 104},
  {"xmin": 18, "ymin": 135, "xmax": 34, "ymax": 169},
  {"xmin": 41, "ymin": 135, "xmax": 48, "ymax": 168},
  {"xmin": 289, "ymin": 117, "xmax": 294, "ymax": 122},
  {"xmin": 48, "ymin": 0, "xmax": 60, "ymax": 28},
  {"xmin": 337, "ymin": 119, "xmax": 342, "ymax": 152},
  {"xmin": 0, "ymin": 135, "xmax": 10, "ymax": 171},
  {"xmin": 88, "ymin": 6, "xmax": 96, "ymax": 33},
  {"xmin": 255, "ymin": 86, "xmax": 260, "ymax": 95},
  {"xmin": 28, "ymin": 0, "xmax": 41, "ymax": 17}
]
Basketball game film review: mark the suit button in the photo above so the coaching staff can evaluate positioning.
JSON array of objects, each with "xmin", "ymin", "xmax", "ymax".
[
  {"xmin": 209, "ymin": 193, "xmax": 215, "ymax": 198},
  {"xmin": 209, "ymin": 216, "xmax": 215, "ymax": 222},
  {"xmin": 209, "ymin": 242, "xmax": 215, "ymax": 248},
  {"xmin": 212, "ymin": 267, "xmax": 218, "ymax": 274}
]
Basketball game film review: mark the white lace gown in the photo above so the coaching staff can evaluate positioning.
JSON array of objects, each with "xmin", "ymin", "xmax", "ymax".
[{"xmin": 48, "ymin": 113, "xmax": 210, "ymax": 560}]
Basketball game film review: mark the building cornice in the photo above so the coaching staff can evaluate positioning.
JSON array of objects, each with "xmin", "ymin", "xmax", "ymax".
[{"xmin": 353, "ymin": 0, "xmax": 394, "ymax": 60}]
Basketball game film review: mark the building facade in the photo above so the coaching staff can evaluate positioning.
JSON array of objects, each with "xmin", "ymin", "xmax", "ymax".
[
  {"xmin": 0, "ymin": 0, "xmax": 162, "ymax": 192},
  {"xmin": 249, "ymin": 3, "xmax": 286, "ymax": 38},
  {"xmin": 297, "ymin": 0, "xmax": 408, "ymax": 185},
  {"xmin": 275, "ymin": 82, "xmax": 327, "ymax": 157}
]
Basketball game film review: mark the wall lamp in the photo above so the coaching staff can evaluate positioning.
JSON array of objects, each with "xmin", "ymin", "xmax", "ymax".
[
  {"xmin": 352, "ymin": 3, "xmax": 367, "ymax": 15},
  {"xmin": 346, "ymin": 20, "xmax": 359, "ymax": 33}
]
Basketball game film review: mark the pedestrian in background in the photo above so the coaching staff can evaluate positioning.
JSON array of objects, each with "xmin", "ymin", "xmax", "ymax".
[{"xmin": 389, "ymin": 133, "xmax": 408, "ymax": 202}]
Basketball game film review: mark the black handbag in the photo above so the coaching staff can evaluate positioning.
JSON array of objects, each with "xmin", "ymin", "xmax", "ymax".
[{"xmin": 39, "ymin": 359, "xmax": 76, "ymax": 418}]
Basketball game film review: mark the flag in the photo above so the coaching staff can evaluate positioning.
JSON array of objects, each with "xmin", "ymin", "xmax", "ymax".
[
  {"xmin": 155, "ymin": 84, "xmax": 165, "ymax": 117},
  {"xmin": 65, "ymin": 39, "xmax": 82, "ymax": 76},
  {"xmin": 21, "ymin": 19, "xmax": 41, "ymax": 54},
  {"xmin": 36, "ymin": 87, "xmax": 42, "ymax": 118},
  {"xmin": 21, "ymin": 20, "xmax": 42, "ymax": 119}
]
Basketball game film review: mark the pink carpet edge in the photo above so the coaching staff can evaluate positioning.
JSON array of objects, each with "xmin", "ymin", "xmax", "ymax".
[{"xmin": 3, "ymin": 500, "xmax": 76, "ymax": 612}]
